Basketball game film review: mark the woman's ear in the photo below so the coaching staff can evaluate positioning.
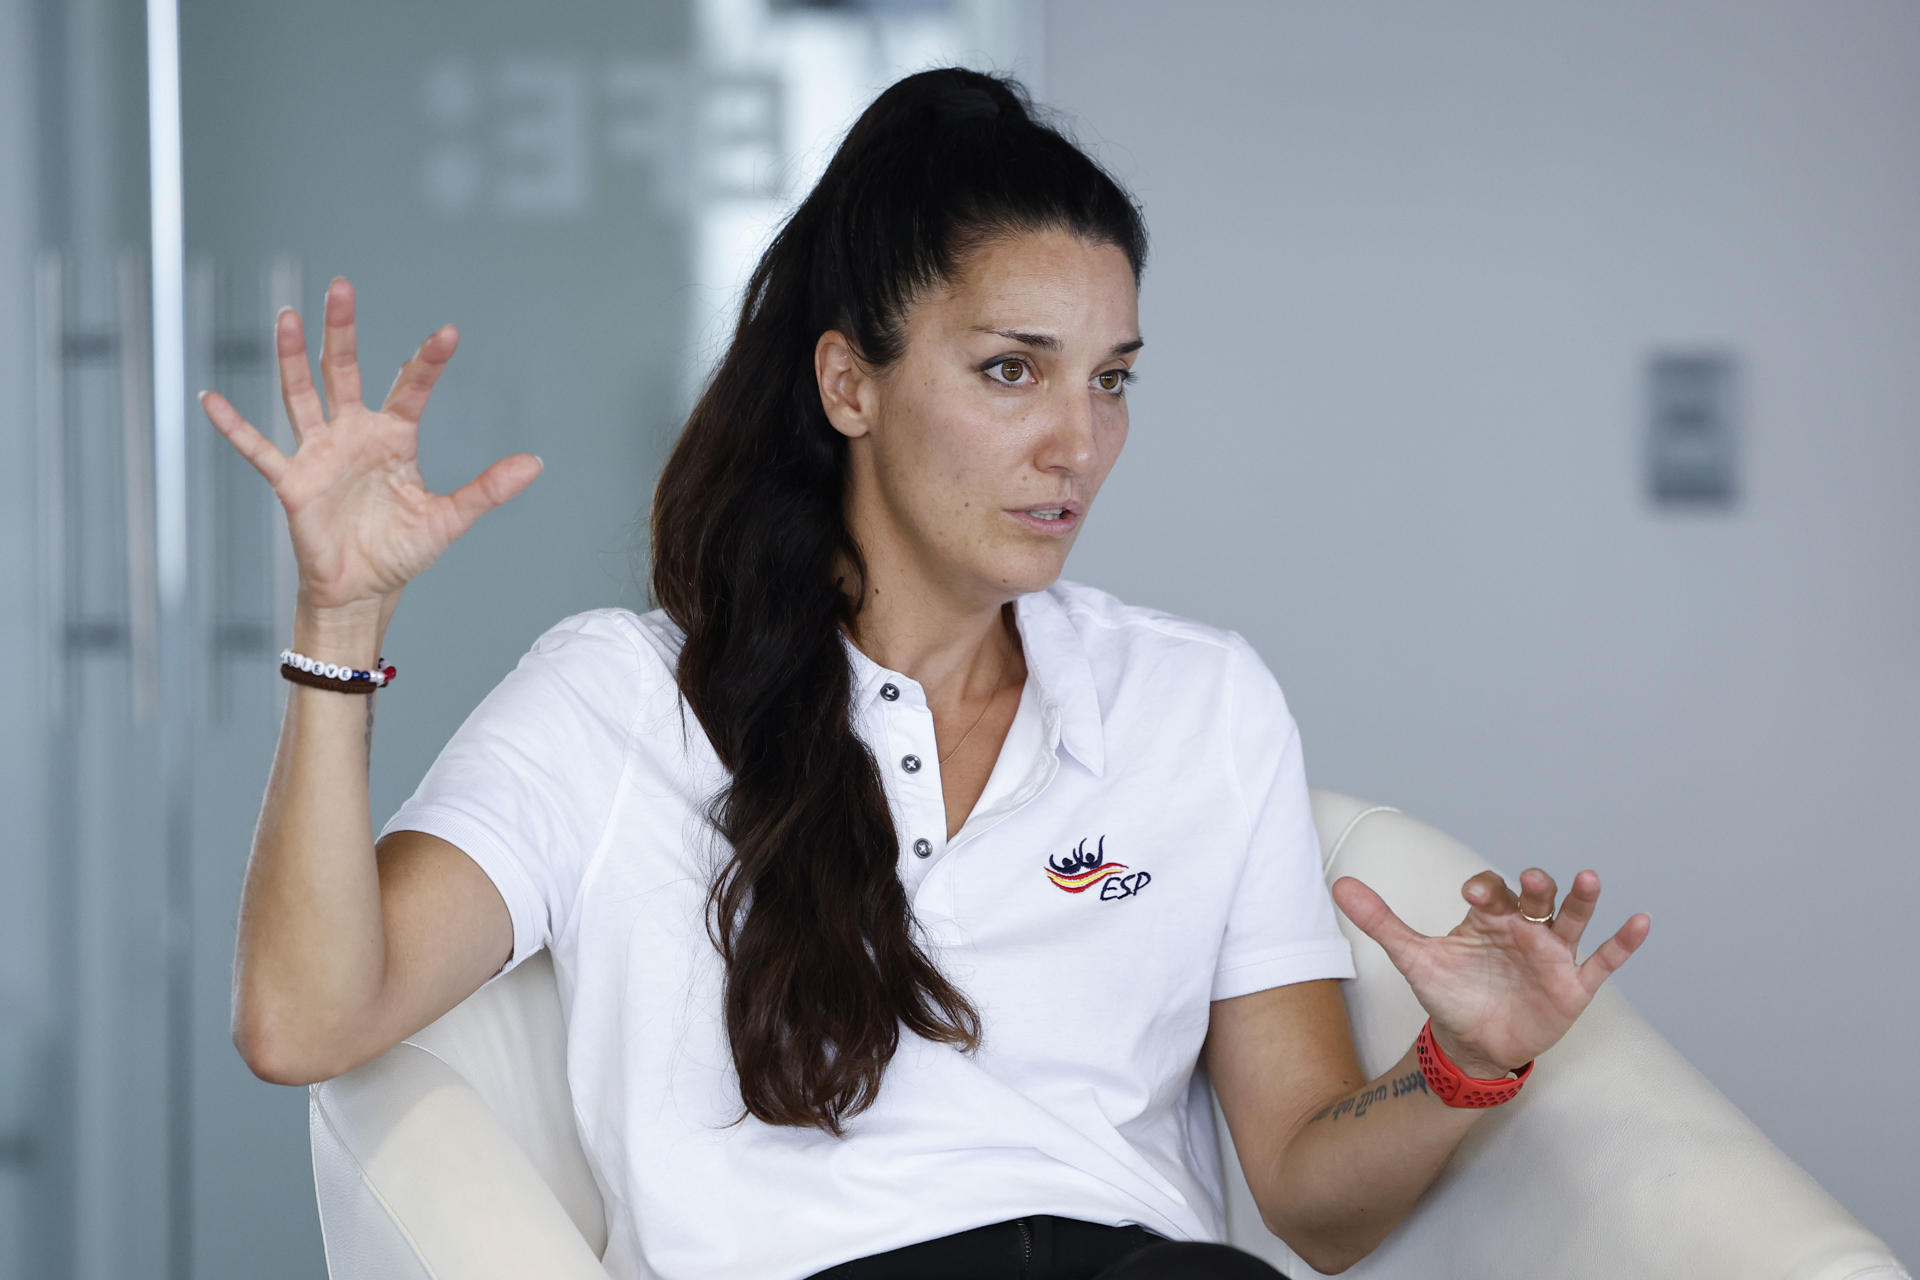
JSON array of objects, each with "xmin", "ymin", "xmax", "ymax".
[{"xmin": 815, "ymin": 330, "xmax": 877, "ymax": 441}]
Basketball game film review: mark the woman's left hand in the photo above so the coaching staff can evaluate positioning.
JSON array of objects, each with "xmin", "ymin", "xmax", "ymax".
[{"xmin": 1330, "ymin": 867, "xmax": 1652, "ymax": 1078}]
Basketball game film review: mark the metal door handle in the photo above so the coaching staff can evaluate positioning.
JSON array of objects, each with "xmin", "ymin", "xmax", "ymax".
[
  {"xmin": 119, "ymin": 249, "xmax": 160, "ymax": 729},
  {"xmin": 32, "ymin": 252, "xmax": 68, "ymax": 722}
]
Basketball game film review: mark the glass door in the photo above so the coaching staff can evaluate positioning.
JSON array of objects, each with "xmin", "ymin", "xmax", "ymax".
[{"xmin": 14, "ymin": 1, "xmax": 171, "ymax": 1276}]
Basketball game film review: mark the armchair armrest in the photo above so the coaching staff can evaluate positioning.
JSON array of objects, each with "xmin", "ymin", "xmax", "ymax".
[
  {"xmin": 310, "ymin": 1041, "xmax": 611, "ymax": 1280},
  {"xmin": 1213, "ymin": 794, "xmax": 1911, "ymax": 1280}
]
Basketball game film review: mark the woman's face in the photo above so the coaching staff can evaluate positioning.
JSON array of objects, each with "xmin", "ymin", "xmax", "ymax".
[{"xmin": 821, "ymin": 226, "xmax": 1142, "ymax": 610}]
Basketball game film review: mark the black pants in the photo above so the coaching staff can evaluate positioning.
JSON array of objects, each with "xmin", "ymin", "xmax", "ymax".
[{"xmin": 803, "ymin": 1214, "xmax": 1290, "ymax": 1280}]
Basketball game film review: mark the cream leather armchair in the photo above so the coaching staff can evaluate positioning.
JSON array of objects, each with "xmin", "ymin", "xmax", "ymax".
[{"xmin": 309, "ymin": 789, "xmax": 1910, "ymax": 1280}]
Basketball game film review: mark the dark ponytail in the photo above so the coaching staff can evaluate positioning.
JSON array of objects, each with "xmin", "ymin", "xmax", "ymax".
[{"xmin": 648, "ymin": 66, "xmax": 1148, "ymax": 1137}]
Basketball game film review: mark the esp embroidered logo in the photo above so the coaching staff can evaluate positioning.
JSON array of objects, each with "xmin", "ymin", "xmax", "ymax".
[{"xmin": 1045, "ymin": 835, "xmax": 1152, "ymax": 901}]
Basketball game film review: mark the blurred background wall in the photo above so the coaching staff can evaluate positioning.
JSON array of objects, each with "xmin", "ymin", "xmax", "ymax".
[
  {"xmin": 2, "ymin": 0, "xmax": 1912, "ymax": 1276},
  {"xmin": 1044, "ymin": 0, "xmax": 1919, "ymax": 1265}
]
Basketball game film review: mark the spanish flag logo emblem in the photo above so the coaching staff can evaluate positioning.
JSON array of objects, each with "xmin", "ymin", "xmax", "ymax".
[{"xmin": 1045, "ymin": 835, "xmax": 1127, "ymax": 893}]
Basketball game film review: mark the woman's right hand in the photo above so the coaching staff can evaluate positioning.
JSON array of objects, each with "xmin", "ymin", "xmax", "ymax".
[{"xmin": 199, "ymin": 276, "xmax": 543, "ymax": 619}]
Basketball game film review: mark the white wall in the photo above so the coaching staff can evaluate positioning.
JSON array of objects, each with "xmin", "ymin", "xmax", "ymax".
[{"xmin": 1046, "ymin": 0, "xmax": 1917, "ymax": 1265}]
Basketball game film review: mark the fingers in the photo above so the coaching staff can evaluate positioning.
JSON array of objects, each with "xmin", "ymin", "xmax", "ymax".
[
  {"xmin": 200, "ymin": 390, "xmax": 289, "ymax": 486},
  {"xmin": 441, "ymin": 453, "xmax": 544, "ymax": 542},
  {"xmin": 275, "ymin": 307, "xmax": 325, "ymax": 441},
  {"xmin": 319, "ymin": 277, "xmax": 363, "ymax": 415},
  {"xmin": 1578, "ymin": 912, "xmax": 1652, "ymax": 997},
  {"xmin": 1549, "ymin": 869, "xmax": 1602, "ymax": 950},
  {"xmin": 1460, "ymin": 865, "xmax": 1649, "ymax": 994},
  {"xmin": 1461, "ymin": 868, "xmax": 1519, "ymax": 920},
  {"xmin": 1329, "ymin": 875, "xmax": 1426, "ymax": 974},
  {"xmin": 1515, "ymin": 867, "xmax": 1558, "ymax": 921},
  {"xmin": 1341, "ymin": 863, "xmax": 1651, "ymax": 1008},
  {"xmin": 380, "ymin": 323, "xmax": 460, "ymax": 426}
]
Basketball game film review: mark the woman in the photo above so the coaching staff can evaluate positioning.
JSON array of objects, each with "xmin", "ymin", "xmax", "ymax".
[{"xmin": 209, "ymin": 67, "xmax": 1650, "ymax": 1280}]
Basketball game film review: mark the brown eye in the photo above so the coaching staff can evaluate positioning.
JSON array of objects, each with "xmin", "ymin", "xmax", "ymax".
[{"xmin": 994, "ymin": 358, "xmax": 1027, "ymax": 383}]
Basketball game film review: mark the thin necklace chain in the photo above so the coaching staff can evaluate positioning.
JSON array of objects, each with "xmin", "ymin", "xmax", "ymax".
[{"xmin": 938, "ymin": 641, "xmax": 1011, "ymax": 765}]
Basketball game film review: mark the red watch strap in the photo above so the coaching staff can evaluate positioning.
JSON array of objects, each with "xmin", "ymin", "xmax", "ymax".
[{"xmin": 1415, "ymin": 1018, "xmax": 1534, "ymax": 1108}]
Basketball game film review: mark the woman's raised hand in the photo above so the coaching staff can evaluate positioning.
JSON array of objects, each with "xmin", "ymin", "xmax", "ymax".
[{"xmin": 198, "ymin": 276, "xmax": 543, "ymax": 617}]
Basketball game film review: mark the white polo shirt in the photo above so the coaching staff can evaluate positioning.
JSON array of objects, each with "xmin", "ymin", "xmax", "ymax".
[{"xmin": 379, "ymin": 576, "xmax": 1355, "ymax": 1280}]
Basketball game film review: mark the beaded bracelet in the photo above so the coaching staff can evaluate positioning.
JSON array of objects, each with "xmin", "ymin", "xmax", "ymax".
[{"xmin": 279, "ymin": 647, "xmax": 398, "ymax": 695}]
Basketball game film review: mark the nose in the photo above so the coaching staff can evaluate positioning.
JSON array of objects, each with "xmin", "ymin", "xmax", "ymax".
[{"xmin": 1035, "ymin": 384, "xmax": 1099, "ymax": 476}]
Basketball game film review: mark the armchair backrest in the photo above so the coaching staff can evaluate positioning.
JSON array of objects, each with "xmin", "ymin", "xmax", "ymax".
[{"xmin": 309, "ymin": 788, "xmax": 1910, "ymax": 1280}]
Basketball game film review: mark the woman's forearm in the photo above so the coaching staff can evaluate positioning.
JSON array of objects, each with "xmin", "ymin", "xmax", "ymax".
[
  {"xmin": 1258, "ymin": 1036, "xmax": 1494, "ymax": 1272},
  {"xmin": 231, "ymin": 597, "xmax": 395, "ymax": 1080}
]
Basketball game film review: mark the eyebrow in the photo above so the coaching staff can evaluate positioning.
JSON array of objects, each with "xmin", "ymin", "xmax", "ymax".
[{"xmin": 969, "ymin": 326, "xmax": 1145, "ymax": 358}]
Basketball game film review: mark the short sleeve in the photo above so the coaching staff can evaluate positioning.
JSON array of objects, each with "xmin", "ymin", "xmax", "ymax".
[
  {"xmin": 378, "ymin": 608, "xmax": 645, "ymax": 987},
  {"xmin": 1210, "ymin": 633, "xmax": 1357, "ymax": 1002}
]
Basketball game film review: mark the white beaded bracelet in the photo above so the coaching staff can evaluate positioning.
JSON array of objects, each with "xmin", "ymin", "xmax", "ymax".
[{"xmin": 279, "ymin": 647, "xmax": 396, "ymax": 688}]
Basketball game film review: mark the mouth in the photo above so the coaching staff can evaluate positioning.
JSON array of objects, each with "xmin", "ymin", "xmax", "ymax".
[{"xmin": 1007, "ymin": 499, "xmax": 1084, "ymax": 534}]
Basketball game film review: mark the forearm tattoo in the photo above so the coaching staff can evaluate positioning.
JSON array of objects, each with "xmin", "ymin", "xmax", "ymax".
[{"xmin": 1305, "ymin": 1066, "xmax": 1429, "ymax": 1125}]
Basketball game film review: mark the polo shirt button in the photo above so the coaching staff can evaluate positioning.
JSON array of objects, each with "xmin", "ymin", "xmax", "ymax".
[
  {"xmin": 901, "ymin": 754, "xmax": 921, "ymax": 774},
  {"xmin": 912, "ymin": 838, "xmax": 932, "ymax": 858},
  {"xmin": 880, "ymin": 682, "xmax": 900, "ymax": 701}
]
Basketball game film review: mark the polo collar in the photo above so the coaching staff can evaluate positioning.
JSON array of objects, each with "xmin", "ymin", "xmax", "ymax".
[
  {"xmin": 839, "ymin": 586, "xmax": 1106, "ymax": 778},
  {"xmin": 1013, "ymin": 587, "xmax": 1105, "ymax": 777}
]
